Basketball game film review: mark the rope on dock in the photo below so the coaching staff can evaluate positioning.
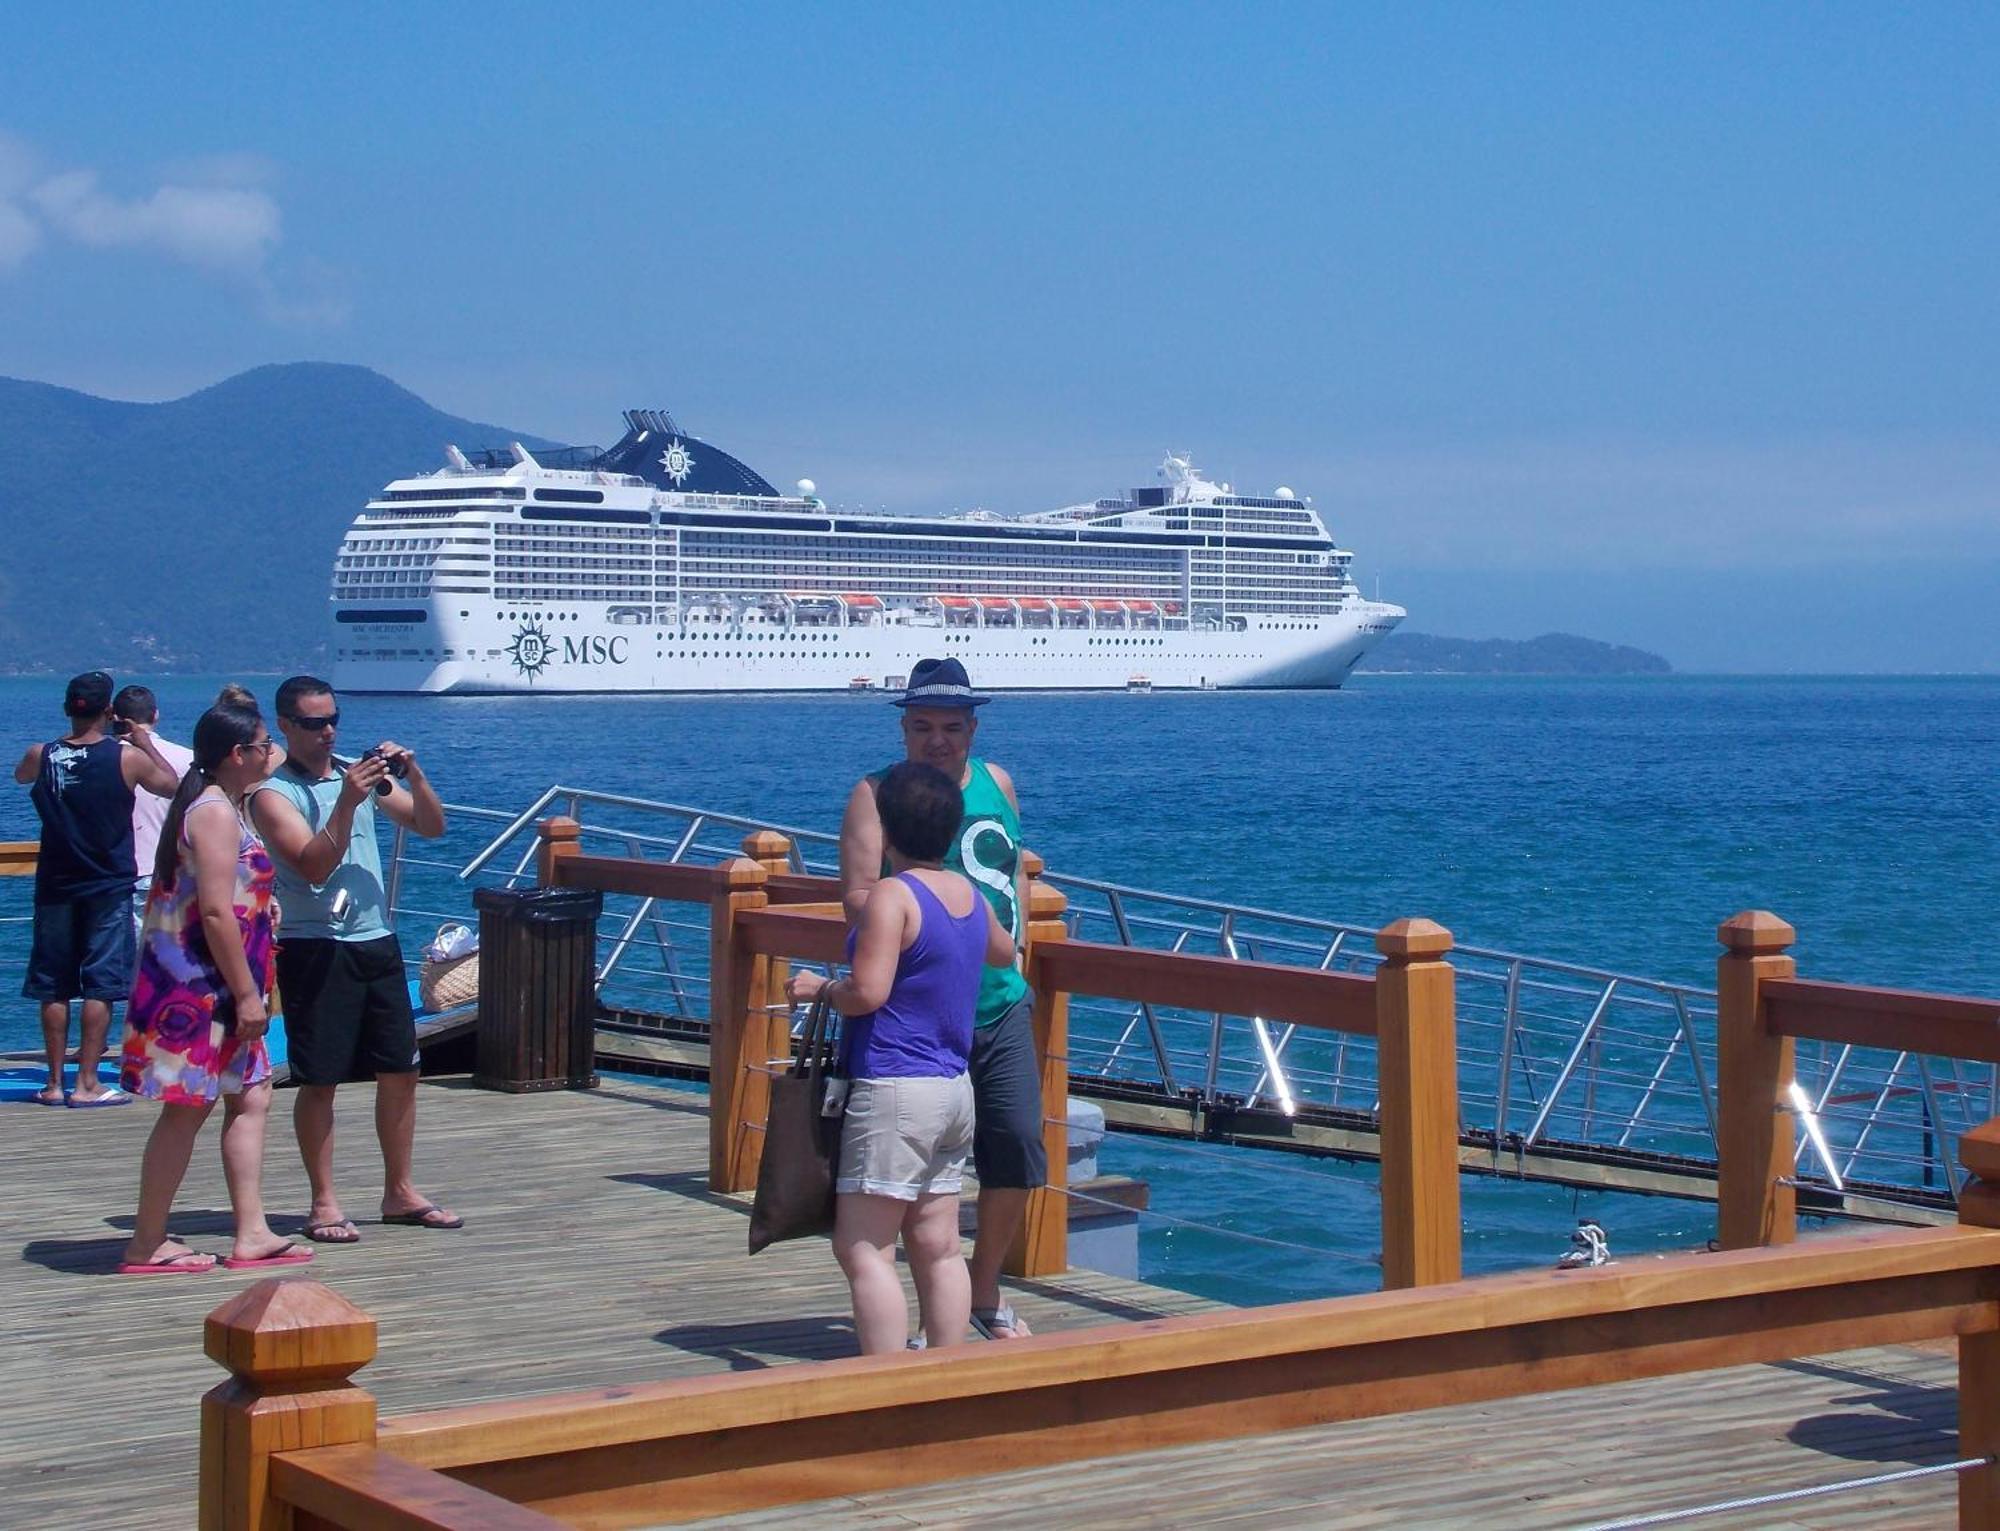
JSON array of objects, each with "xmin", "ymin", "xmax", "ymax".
[{"xmin": 1571, "ymin": 1455, "xmax": 1989, "ymax": 1530}]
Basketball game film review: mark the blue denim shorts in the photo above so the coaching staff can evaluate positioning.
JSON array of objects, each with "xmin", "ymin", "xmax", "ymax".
[{"xmin": 23, "ymin": 890, "xmax": 136, "ymax": 1003}]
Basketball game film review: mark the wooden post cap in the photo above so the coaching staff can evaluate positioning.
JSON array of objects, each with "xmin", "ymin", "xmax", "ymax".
[
  {"xmin": 719, "ymin": 856, "xmax": 769, "ymax": 888},
  {"xmin": 1021, "ymin": 848, "xmax": 1046, "ymax": 879},
  {"xmin": 1961, "ymin": 1120, "xmax": 2000, "ymax": 1185},
  {"xmin": 740, "ymin": 829, "xmax": 791, "ymax": 861},
  {"xmin": 1376, "ymin": 918, "xmax": 1453, "ymax": 960},
  {"xmin": 204, "ymin": 1279, "xmax": 377, "ymax": 1383},
  {"xmin": 1718, "ymin": 911, "xmax": 1796, "ymax": 954},
  {"xmin": 535, "ymin": 816, "xmax": 582, "ymax": 845},
  {"xmin": 1027, "ymin": 881, "xmax": 1069, "ymax": 920}
]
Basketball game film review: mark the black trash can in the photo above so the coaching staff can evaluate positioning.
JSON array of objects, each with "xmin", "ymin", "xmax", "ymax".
[{"xmin": 471, "ymin": 885, "xmax": 604, "ymax": 1092}]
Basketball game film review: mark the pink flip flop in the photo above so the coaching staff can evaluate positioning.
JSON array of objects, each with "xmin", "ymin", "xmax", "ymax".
[
  {"xmin": 118, "ymin": 1250, "xmax": 216, "ymax": 1275},
  {"xmin": 220, "ymin": 1242, "xmax": 315, "ymax": 1271}
]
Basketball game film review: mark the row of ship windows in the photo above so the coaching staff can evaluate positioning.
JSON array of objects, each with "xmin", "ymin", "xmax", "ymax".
[
  {"xmin": 472, "ymin": 591, "xmax": 1344, "ymax": 615},
  {"xmin": 680, "ymin": 558, "xmax": 1178, "ymax": 575},
  {"xmin": 511, "ymin": 525, "xmax": 653, "ymax": 543},
  {"xmin": 495, "ymin": 537, "xmax": 645, "ymax": 553},
  {"xmin": 344, "ymin": 535, "xmax": 447, "ymax": 553},
  {"xmin": 339, "ymin": 635, "xmax": 1321, "ymax": 664}
]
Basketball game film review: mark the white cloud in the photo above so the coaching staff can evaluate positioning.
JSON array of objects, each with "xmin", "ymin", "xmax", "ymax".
[
  {"xmin": 0, "ymin": 198, "xmax": 39, "ymax": 269},
  {"xmin": 0, "ymin": 131, "xmax": 40, "ymax": 269},
  {"xmin": 0, "ymin": 132, "xmax": 336, "ymax": 325},
  {"xmin": 31, "ymin": 169, "xmax": 280, "ymax": 273}
]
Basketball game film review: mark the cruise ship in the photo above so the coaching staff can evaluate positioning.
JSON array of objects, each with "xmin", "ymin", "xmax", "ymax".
[{"xmin": 329, "ymin": 410, "xmax": 1405, "ymax": 695}]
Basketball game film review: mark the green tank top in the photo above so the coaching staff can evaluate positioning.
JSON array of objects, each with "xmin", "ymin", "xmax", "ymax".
[{"xmin": 873, "ymin": 756, "xmax": 1030, "ymax": 1027}]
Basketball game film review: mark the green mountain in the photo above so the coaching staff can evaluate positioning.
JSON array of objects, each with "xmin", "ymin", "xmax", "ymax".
[
  {"xmin": 0, "ymin": 364, "xmax": 1672, "ymax": 679},
  {"xmin": 0, "ymin": 364, "xmax": 557, "ymax": 673},
  {"xmin": 1358, "ymin": 631, "xmax": 1672, "ymax": 674}
]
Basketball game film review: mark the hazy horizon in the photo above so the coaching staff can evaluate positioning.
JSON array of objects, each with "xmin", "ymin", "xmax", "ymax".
[{"xmin": 3, "ymin": 5, "xmax": 1995, "ymax": 674}]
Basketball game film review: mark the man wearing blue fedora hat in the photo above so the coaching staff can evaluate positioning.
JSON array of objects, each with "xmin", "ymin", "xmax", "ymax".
[{"xmin": 839, "ymin": 657, "xmax": 1042, "ymax": 1340}]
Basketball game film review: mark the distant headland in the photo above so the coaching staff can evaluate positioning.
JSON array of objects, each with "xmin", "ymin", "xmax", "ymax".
[{"xmin": 1357, "ymin": 632, "xmax": 1672, "ymax": 675}]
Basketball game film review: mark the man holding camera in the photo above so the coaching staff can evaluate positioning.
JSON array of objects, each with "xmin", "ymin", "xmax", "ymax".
[{"xmin": 248, "ymin": 675, "xmax": 459, "ymax": 1243}]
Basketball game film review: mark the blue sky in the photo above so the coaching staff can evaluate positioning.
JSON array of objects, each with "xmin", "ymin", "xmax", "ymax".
[{"xmin": 2, "ymin": 4, "xmax": 1995, "ymax": 670}]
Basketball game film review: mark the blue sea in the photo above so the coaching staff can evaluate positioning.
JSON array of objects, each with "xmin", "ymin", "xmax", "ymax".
[{"xmin": 4, "ymin": 674, "xmax": 1996, "ymax": 1305}]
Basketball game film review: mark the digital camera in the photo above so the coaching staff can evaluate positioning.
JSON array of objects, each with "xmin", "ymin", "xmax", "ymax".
[{"xmin": 360, "ymin": 746, "xmax": 410, "ymax": 779}]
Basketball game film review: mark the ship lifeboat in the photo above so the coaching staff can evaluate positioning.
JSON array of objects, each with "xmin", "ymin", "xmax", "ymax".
[
  {"xmin": 848, "ymin": 676, "xmax": 875, "ymax": 693},
  {"xmin": 1016, "ymin": 596, "xmax": 1054, "ymax": 628},
  {"xmin": 1126, "ymin": 674, "xmax": 1153, "ymax": 694}
]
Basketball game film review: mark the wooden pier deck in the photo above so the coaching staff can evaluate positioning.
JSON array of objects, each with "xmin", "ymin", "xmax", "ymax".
[{"xmin": 0, "ymin": 1073, "xmax": 1970, "ymax": 1529}]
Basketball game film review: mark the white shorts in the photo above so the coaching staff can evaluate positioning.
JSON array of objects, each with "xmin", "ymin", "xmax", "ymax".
[{"xmin": 836, "ymin": 1073, "xmax": 975, "ymax": 1201}]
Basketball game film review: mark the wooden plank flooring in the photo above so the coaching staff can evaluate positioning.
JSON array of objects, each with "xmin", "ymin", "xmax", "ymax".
[
  {"xmin": 0, "ymin": 1074, "xmax": 1213, "ymax": 1531},
  {"xmin": 0, "ymin": 1074, "xmax": 1971, "ymax": 1530}
]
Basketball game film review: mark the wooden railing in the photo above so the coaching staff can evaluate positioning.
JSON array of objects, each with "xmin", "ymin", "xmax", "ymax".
[
  {"xmin": 0, "ymin": 840, "xmax": 35, "ymax": 877},
  {"xmin": 192, "ymin": 900, "xmax": 2000, "ymax": 1529},
  {"xmin": 205, "ymin": 1209, "xmax": 2000, "ymax": 1528},
  {"xmin": 533, "ymin": 815, "xmax": 1462, "ymax": 1287},
  {"xmin": 1715, "ymin": 909, "xmax": 2000, "ymax": 1251}
]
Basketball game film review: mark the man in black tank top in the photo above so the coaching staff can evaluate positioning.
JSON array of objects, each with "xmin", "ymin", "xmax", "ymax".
[{"xmin": 12, "ymin": 671, "xmax": 179, "ymax": 1106}]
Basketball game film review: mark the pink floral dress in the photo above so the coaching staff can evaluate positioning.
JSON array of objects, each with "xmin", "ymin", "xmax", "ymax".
[{"xmin": 120, "ymin": 793, "xmax": 275, "ymax": 1104}]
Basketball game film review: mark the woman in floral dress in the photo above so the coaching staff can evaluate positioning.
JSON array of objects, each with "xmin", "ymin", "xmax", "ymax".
[{"xmin": 116, "ymin": 694, "xmax": 310, "ymax": 1273}]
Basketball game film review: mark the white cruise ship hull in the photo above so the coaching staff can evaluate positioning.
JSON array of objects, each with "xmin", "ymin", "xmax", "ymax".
[
  {"xmin": 326, "ymin": 416, "xmax": 1407, "ymax": 698},
  {"xmin": 336, "ymin": 606, "xmax": 1402, "ymax": 695}
]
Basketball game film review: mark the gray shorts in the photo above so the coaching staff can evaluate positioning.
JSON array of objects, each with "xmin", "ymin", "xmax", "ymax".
[
  {"xmin": 969, "ymin": 994, "xmax": 1048, "ymax": 1190},
  {"xmin": 836, "ymin": 1073, "xmax": 975, "ymax": 1201}
]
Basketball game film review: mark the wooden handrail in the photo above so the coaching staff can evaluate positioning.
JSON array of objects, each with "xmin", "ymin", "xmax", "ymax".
[
  {"xmin": 1716, "ymin": 910, "xmax": 2000, "ymax": 1252},
  {"xmin": 1764, "ymin": 976, "xmax": 2000, "ymax": 1060},
  {"xmin": 0, "ymin": 840, "xmax": 35, "ymax": 876},
  {"xmin": 766, "ymin": 870, "xmax": 841, "ymax": 905},
  {"xmin": 545, "ymin": 850, "xmax": 716, "ymax": 905},
  {"xmin": 1030, "ymin": 938, "xmax": 1376, "ymax": 1033},
  {"xmin": 532, "ymin": 821, "xmax": 1455, "ymax": 1281},
  {"xmin": 375, "ymin": 1224, "xmax": 2000, "ymax": 1469},
  {"xmin": 270, "ymin": 1445, "xmax": 558, "ymax": 1529},
  {"xmin": 735, "ymin": 903, "xmax": 848, "ymax": 964},
  {"xmin": 219, "ymin": 1221, "xmax": 2000, "ymax": 1527}
]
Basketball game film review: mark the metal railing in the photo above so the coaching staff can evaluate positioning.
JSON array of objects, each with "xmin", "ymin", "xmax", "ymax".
[
  {"xmin": 379, "ymin": 785, "xmax": 1996, "ymax": 1211},
  {"xmin": 6, "ymin": 784, "xmax": 1986, "ymax": 1211}
]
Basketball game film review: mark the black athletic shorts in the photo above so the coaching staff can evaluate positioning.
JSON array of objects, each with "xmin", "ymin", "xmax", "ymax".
[
  {"xmin": 968, "ymin": 992, "xmax": 1048, "ymax": 1190},
  {"xmin": 276, "ymin": 934, "xmax": 419, "ymax": 1087}
]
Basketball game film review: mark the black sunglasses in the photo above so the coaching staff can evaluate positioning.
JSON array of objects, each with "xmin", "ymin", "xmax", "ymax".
[{"xmin": 284, "ymin": 712, "xmax": 340, "ymax": 731}]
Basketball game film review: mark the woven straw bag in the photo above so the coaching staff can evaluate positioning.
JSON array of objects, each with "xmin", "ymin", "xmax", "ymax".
[{"xmin": 418, "ymin": 929, "xmax": 480, "ymax": 1012}]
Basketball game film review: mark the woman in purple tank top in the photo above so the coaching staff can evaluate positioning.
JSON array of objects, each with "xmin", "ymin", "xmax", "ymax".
[{"xmin": 787, "ymin": 762, "xmax": 1015, "ymax": 1354}]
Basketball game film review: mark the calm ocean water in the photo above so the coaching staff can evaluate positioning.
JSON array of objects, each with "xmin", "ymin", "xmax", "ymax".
[{"xmin": 4, "ymin": 674, "xmax": 1995, "ymax": 1303}]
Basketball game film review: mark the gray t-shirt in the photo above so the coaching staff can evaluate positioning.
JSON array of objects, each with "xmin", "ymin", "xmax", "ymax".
[{"xmin": 252, "ymin": 768, "xmax": 393, "ymax": 942}]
